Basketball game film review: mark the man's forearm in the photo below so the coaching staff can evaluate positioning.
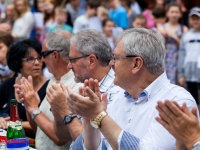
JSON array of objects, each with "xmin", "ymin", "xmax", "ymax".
[
  {"xmin": 83, "ymin": 118, "xmax": 101, "ymax": 150},
  {"xmin": 34, "ymin": 112, "xmax": 67, "ymax": 146},
  {"xmin": 26, "ymin": 111, "xmax": 37, "ymax": 132},
  {"xmin": 52, "ymin": 108, "xmax": 83, "ymax": 141},
  {"xmin": 99, "ymin": 115, "xmax": 122, "ymax": 150},
  {"xmin": 54, "ymin": 118, "xmax": 82, "ymax": 141}
]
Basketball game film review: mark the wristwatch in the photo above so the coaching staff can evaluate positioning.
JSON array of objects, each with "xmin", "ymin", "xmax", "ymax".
[
  {"xmin": 90, "ymin": 111, "xmax": 107, "ymax": 129},
  {"xmin": 31, "ymin": 109, "xmax": 41, "ymax": 120},
  {"xmin": 63, "ymin": 113, "xmax": 78, "ymax": 124}
]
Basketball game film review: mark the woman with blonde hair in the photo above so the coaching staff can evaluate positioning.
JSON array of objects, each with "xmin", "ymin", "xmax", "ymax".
[
  {"xmin": 38, "ymin": 0, "xmax": 57, "ymax": 43},
  {"xmin": 12, "ymin": 0, "xmax": 34, "ymax": 39}
]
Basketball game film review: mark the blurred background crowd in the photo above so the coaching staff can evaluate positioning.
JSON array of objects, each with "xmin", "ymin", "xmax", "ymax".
[
  {"xmin": 0, "ymin": 0, "xmax": 199, "ymax": 146},
  {"xmin": 0, "ymin": 0, "xmax": 200, "ymax": 107}
]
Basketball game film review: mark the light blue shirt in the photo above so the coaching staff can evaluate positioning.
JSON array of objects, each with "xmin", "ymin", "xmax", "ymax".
[
  {"xmin": 72, "ymin": 72, "xmax": 198, "ymax": 150},
  {"xmin": 109, "ymin": 6, "xmax": 128, "ymax": 29}
]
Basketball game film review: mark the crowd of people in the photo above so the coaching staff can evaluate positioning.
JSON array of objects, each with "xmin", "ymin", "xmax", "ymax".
[{"xmin": 0, "ymin": 0, "xmax": 200, "ymax": 150}]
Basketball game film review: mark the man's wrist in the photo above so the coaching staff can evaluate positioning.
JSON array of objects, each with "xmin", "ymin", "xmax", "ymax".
[
  {"xmin": 28, "ymin": 107, "xmax": 39, "ymax": 115},
  {"xmin": 91, "ymin": 108, "xmax": 104, "ymax": 119},
  {"xmin": 52, "ymin": 107, "xmax": 72, "ymax": 121},
  {"xmin": 175, "ymin": 140, "xmax": 188, "ymax": 150},
  {"xmin": 185, "ymin": 136, "xmax": 200, "ymax": 149},
  {"xmin": 59, "ymin": 109, "xmax": 72, "ymax": 119}
]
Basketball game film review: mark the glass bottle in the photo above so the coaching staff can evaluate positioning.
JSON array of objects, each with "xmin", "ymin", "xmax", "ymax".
[{"xmin": 6, "ymin": 99, "xmax": 25, "ymax": 140}]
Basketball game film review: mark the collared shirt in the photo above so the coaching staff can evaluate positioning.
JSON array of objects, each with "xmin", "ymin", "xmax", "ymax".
[
  {"xmin": 36, "ymin": 70, "xmax": 83, "ymax": 150},
  {"xmin": 72, "ymin": 72, "xmax": 198, "ymax": 150},
  {"xmin": 99, "ymin": 68, "xmax": 124, "ymax": 105}
]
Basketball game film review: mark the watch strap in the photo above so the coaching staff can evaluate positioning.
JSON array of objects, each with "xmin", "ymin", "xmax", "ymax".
[
  {"xmin": 90, "ymin": 111, "xmax": 107, "ymax": 128},
  {"xmin": 31, "ymin": 109, "xmax": 41, "ymax": 120},
  {"xmin": 63, "ymin": 113, "xmax": 78, "ymax": 124}
]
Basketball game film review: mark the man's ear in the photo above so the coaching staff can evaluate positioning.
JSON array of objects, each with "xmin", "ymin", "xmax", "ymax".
[
  {"xmin": 131, "ymin": 57, "xmax": 143, "ymax": 74},
  {"xmin": 88, "ymin": 54, "xmax": 97, "ymax": 69},
  {"xmin": 53, "ymin": 51, "xmax": 60, "ymax": 63}
]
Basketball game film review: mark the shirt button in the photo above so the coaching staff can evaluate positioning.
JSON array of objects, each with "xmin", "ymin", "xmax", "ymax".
[{"xmin": 128, "ymin": 119, "xmax": 131, "ymax": 123}]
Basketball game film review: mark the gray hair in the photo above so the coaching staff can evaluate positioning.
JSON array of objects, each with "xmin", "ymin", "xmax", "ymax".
[
  {"xmin": 116, "ymin": 28, "xmax": 166, "ymax": 75},
  {"xmin": 45, "ymin": 29, "xmax": 71, "ymax": 60},
  {"xmin": 70, "ymin": 29, "xmax": 112, "ymax": 66}
]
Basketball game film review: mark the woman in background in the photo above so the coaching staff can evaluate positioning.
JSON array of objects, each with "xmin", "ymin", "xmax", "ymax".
[
  {"xmin": 39, "ymin": 0, "xmax": 56, "ymax": 43},
  {"xmin": 0, "ymin": 39, "xmax": 49, "ymax": 139},
  {"xmin": 43, "ymin": 0, "xmax": 56, "ymax": 33},
  {"xmin": 159, "ymin": 2, "xmax": 188, "ymax": 84},
  {"xmin": 12, "ymin": 0, "xmax": 34, "ymax": 39}
]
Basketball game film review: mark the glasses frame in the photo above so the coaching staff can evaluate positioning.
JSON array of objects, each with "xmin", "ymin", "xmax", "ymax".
[
  {"xmin": 21, "ymin": 56, "xmax": 42, "ymax": 64},
  {"xmin": 41, "ymin": 50, "xmax": 63, "ymax": 58},
  {"xmin": 69, "ymin": 55, "xmax": 90, "ymax": 63},
  {"xmin": 111, "ymin": 55, "xmax": 138, "ymax": 61}
]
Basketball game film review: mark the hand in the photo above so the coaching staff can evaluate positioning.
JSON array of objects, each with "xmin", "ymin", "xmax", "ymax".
[
  {"xmin": 156, "ymin": 100, "xmax": 200, "ymax": 149},
  {"xmin": 46, "ymin": 83, "xmax": 71, "ymax": 118},
  {"xmin": 14, "ymin": 76, "xmax": 40, "ymax": 114},
  {"xmin": 0, "ymin": 117, "xmax": 10, "ymax": 129},
  {"xmin": 166, "ymin": 29, "xmax": 180, "ymax": 44},
  {"xmin": 67, "ymin": 78, "xmax": 107, "ymax": 119},
  {"xmin": 157, "ymin": 25, "xmax": 167, "ymax": 37},
  {"xmin": 80, "ymin": 79, "xmax": 108, "ymax": 111},
  {"xmin": 178, "ymin": 77, "xmax": 185, "ymax": 87}
]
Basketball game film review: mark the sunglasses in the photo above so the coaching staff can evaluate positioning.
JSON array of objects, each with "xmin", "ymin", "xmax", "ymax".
[{"xmin": 41, "ymin": 50, "xmax": 63, "ymax": 58}]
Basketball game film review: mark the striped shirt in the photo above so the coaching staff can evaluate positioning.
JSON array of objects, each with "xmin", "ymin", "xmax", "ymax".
[{"xmin": 99, "ymin": 68, "xmax": 123, "ymax": 105}]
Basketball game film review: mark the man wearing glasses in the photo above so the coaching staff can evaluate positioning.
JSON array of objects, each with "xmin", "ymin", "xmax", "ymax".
[
  {"xmin": 68, "ymin": 28, "xmax": 198, "ymax": 149},
  {"xmin": 15, "ymin": 29, "xmax": 83, "ymax": 150},
  {"xmin": 45, "ymin": 29, "xmax": 123, "ymax": 143}
]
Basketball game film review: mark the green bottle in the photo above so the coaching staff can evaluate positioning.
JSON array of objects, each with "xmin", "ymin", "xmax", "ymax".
[{"xmin": 6, "ymin": 99, "xmax": 25, "ymax": 140}]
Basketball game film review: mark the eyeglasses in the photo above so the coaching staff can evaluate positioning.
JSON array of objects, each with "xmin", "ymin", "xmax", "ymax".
[
  {"xmin": 111, "ymin": 55, "xmax": 138, "ymax": 61},
  {"xmin": 22, "ymin": 56, "xmax": 42, "ymax": 64},
  {"xmin": 41, "ymin": 50, "xmax": 63, "ymax": 58},
  {"xmin": 69, "ymin": 55, "xmax": 90, "ymax": 63}
]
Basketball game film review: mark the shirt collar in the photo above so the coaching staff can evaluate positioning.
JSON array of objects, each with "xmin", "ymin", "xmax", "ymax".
[
  {"xmin": 124, "ymin": 72, "xmax": 169, "ymax": 103},
  {"xmin": 52, "ymin": 70, "xmax": 74, "ymax": 84}
]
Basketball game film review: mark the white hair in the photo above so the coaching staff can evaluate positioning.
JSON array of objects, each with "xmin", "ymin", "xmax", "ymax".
[
  {"xmin": 45, "ymin": 29, "xmax": 71, "ymax": 60},
  {"xmin": 116, "ymin": 28, "xmax": 166, "ymax": 75},
  {"xmin": 70, "ymin": 29, "xmax": 112, "ymax": 66}
]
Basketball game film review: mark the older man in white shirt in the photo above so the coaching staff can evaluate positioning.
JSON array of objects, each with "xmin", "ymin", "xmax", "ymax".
[{"xmin": 67, "ymin": 28, "xmax": 198, "ymax": 150}]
